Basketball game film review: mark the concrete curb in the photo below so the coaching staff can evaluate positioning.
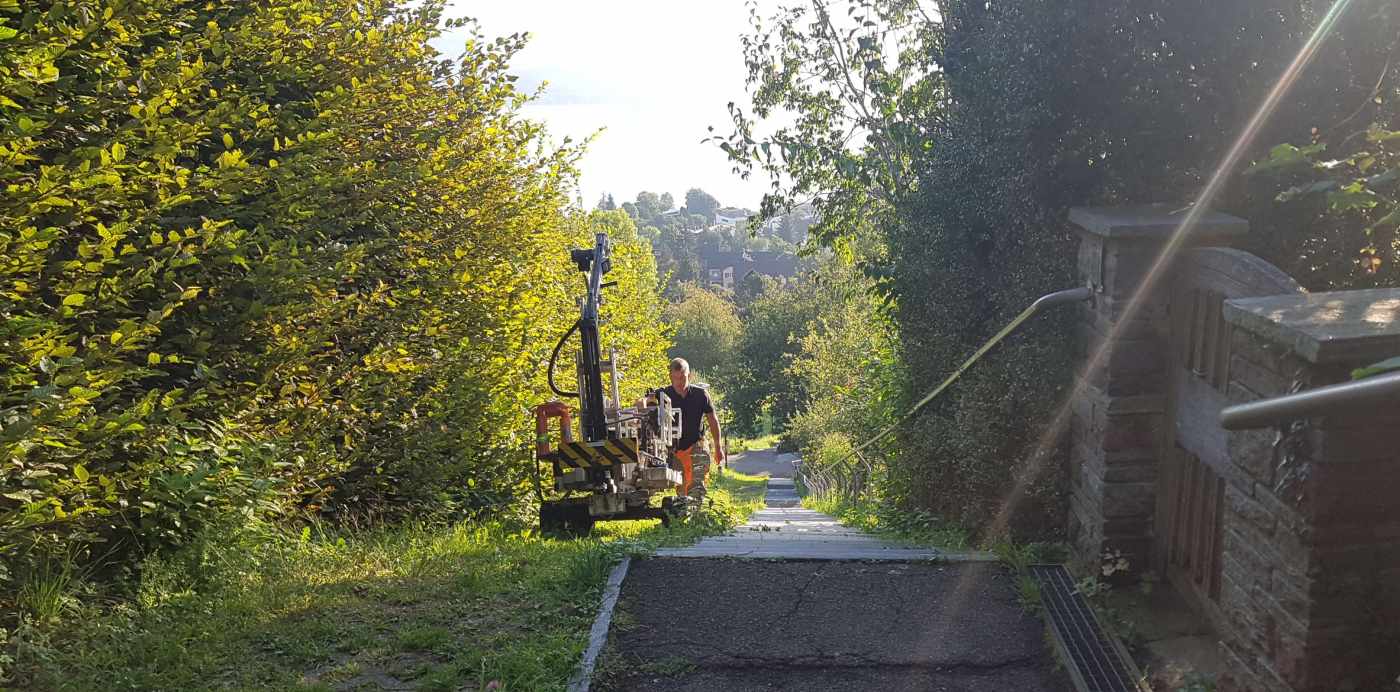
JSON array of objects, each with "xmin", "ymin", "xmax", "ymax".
[{"xmin": 566, "ymin": 555, "xmax": 631, "ymax": 692}]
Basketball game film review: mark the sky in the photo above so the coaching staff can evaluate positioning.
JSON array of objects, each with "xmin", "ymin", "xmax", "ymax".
[{"xmin": 438, "ymin": 1, "xmax": 776, "ymax": 211}]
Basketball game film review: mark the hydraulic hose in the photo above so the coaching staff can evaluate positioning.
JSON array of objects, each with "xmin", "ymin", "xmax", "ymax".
[{"xmin": 548, "ymin": 319, "xmax": 580, "ymax": 398}]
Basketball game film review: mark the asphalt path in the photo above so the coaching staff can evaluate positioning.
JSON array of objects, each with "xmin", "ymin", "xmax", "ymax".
[
  {"xmin": 594, "ymin": 559, "xmax": 1069, "ymax": 691},
  {"xmin": 725, "ymin": 447, "xmax": 797, "ymax": 479},
  {"xmin": 592, "ymin": 457, "xmax": 1070, "ymax": 691},
  {"xmin": 656, "ymin": 478, "xmax": 946, "ymax": 561}
]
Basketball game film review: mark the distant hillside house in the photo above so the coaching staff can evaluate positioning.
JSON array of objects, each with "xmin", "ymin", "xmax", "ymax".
[
  {"xmin": 701, "ymin": 248, "xmax": 798, "ymax": 291},
  {"xmin": 713, "ymin": 207, "xmax": 751, "ymax": 228}
]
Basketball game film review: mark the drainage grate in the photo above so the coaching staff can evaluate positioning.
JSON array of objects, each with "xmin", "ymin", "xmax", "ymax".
[{"xmin": 1030, "ymin": 564, "xmax": 1143, "ymax": 692}]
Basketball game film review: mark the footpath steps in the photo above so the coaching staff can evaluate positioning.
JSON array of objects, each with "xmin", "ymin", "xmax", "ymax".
[
  {"xmin": 656, "ymin": 477, "xmax": 989, "ymax": 562},
  {"xmin": 586, "ymin": 464, "xmax": 1066, "ymax": 691}
]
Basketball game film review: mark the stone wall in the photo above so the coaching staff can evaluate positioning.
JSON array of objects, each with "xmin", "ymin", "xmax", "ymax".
[
  {"xmin": 1066, "ymin": 206, "xmax": 1400, "ymax": 691},
  {"xmin": 1066, "ymin": 206, "xmax": 1246, "ymax": 576},
  {"xmin": 1217, "ymin": 290, "xmax": 1400, "ymax": 692},
  {"xmin": 1215, "ymin": 325, "xmax": 1318, "ymax": 691}
]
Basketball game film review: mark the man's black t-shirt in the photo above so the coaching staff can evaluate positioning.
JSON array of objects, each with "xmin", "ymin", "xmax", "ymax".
[{"xmin": 663, "ymin": 385, "xmax": 713, "ymax": 451}]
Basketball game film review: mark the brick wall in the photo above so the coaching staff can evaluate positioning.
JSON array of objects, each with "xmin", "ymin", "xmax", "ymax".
[{"xmin": 1215, "ymin": 329, "xmax": 1316, "ymax": 691}]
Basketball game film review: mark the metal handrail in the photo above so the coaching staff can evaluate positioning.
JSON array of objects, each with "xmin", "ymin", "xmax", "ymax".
[
  {"xmin": 793, "ymin": 285, "xmax": 1096, "ymax": 494},
  {"xmin": 1219, "ymin": 370, "xmax": 1400, "ymax": 430}
]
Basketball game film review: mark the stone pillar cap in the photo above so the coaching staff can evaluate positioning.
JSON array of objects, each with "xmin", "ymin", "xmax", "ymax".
[
  {"xmin": 1069, "ymin": 204, "xmax": 1249, "ymax": 240},
  {"xmin": 1223, "ymin": 288, "xmax": 1400, "ymax": 364}
]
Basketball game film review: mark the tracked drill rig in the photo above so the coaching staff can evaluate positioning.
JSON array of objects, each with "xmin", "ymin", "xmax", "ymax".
[{"xmin": 533, "ymin": 232, "xmax": 684, "ymax": 535}]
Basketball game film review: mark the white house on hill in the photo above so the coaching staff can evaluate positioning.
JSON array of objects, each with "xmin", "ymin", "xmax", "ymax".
[{"xmin": 713, "ymin": 207, "xmax": 751, "ymax": 228}]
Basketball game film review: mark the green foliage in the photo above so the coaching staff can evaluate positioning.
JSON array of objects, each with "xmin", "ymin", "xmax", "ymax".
[
  {"xmin": 736, "ymin": 0, "xmax": 1400, "ymax": 539},
  {"xmin": 1015, "ymin": 575, "xmax": 1042, "ymax": 613},
  {"xmin": 725, "ymin": 0, "xmax": 1072, "ymax": 536},
  {"xmin": 718, "ymin": 0, "xmax": 940, "ymax": 251},
  {"xmin": 777, "ymin": 258, "xmax": 905, "ymax": 515},
  {"xmin": 666, "ymin": 285, "xmax": 741, "ymax": 375},
  {"xmin": 1354, "ymin": 355, "xmax": 1400, "ymax": 380},
  {"xmin": 730, "ymin": 432, "xmax": 779, "ymax": 453},
  {"xmin": 1231, "ymin": 2, "xmax": 1399, "ymax": 290},
  {"xmin": 1250, "ymin": 118, "xmax": 1400, "ymax": 284},
  {"xmin": 991, "ymin": 540, "xmax": 1067, "ymax": 575},
  {"xmin": 682, "ymin": 188, "xmax": 719, "ymax": 224},
  {"xmin": 784, "ymin": 263, "xmax": 900, "ymax": 461},
  {"xmin": 7, "ymin": 471, "xmax": 767, "ymax": 689},
  {"xmin": 803, "ymin": 492, "xmax": 969, "ymax": 549},
  {"xmin": 15, "ymin": 554, "xmax": 76, "ymax": 626},
  {"xmin": 626, "ymin": 190, "xmax": 674, "ymax": 227},
  {"xmin": 722, "ymin": 274, "xmax": 822, "ymax": 435},
  {"xmin": 617, "ymin": 185, "xmax": 806, "ymax": 304},
  {"xmin": 0, "ymin": 0, "xmax": 669, "ymax": 607}
]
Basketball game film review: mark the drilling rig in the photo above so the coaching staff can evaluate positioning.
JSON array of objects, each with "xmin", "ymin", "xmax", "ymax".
[{"xmin": 533, "ymin": 232, "xmax": 684, "ymax": 535}]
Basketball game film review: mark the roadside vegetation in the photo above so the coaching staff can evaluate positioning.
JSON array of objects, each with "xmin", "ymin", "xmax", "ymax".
[
  {"xmin": 2, "ymin": 0, "xmax": 675, "ymax": 683},
  {"xmin": 9, "ymin": 471, "xmax": 767, "ymax": 690},
  {"xmin": 803, "ymin": 493, "xmax": 969, "ymax": 550},
  {"xmin": 6, "ymin": 0, "xmax": 1398, "ymax": 687},
  {"xmin": 713, "ymin": 0, "xmax": 1398, "ymax": 544},
  {"xmin": 729, "ymin": 433, "xmax": 779, "ymax": 454}
]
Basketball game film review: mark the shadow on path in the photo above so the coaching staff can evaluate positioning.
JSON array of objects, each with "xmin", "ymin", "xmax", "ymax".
[
  {"xmin": 593, "ymin": 474, "xmax": 1069, "ymax": 691},
  {"xmin": 594, "ymin": 559, "xmax": 1070, "ymax": 691}
]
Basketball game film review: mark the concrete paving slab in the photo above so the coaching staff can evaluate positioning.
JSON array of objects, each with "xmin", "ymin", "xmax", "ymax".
[
  {"xmin": 588, "ymin": 471, "xmax": 1052, "ymax": 691},
  {"xmin": 726, "ymin": 448, "xmax": 798, "ymax": 479},
  {"xmin": 657, "ymin": 477, "xmax": 992, "ymax": 562},
  {"xmin": 592, "ymin": 560, "xmax": 1071, "ymax": 692}
]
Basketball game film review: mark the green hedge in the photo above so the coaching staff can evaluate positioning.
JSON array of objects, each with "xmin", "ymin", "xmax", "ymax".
[
  {"xmin": 0, "ymin": 0, "xmax": 668, "ymax": 592},
  {"xmin": 887, "ymin": 0, "xmax": 1398, "ymax": 537}
]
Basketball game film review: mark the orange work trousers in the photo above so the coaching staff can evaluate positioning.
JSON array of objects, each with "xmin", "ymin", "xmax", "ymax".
[
  {"xmin": 672, "ymin": 446, "xmax": 712, "ymax": 499},
  {"xmin": 674, "ymin": 447, "xmax": 695, "ymax": 498}
]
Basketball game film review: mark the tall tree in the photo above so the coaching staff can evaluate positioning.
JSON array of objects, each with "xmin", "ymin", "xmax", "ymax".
[
  {"xmin": 667, "ymin": 286, "xmax": 741, "ymax": 376},
  {"xmin": 683, "ymin": 188, "xmax": 720, "ymax": 223},
  {"xmin": 725, "ymin": 0, "xmax": 1400, "ymax": 536},
  {"xmin": 634, "ymin": 191, "xmax": 662, "ymax": 223},
  {"xmin": 717, "ymin": 0, "xmax": 939, "ymax": 251}
]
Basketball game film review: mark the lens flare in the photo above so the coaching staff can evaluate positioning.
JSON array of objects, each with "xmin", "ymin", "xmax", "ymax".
[
  {"xmin": 916, "ymin": 0, "xmax": 1360, "ymax": 659},
  {"xmin": 988, "ymin": 0, "xmax": 1357, "ymax": 548}
]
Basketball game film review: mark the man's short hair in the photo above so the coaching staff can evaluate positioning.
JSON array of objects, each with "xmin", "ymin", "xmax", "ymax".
[{"xmin": 669, "ymin": 357, "xmax": 690, "ymax": 374}]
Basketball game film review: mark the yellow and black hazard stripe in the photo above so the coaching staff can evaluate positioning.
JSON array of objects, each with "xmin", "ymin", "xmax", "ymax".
[{"xmin": 554, "ymin": 438, "xmax": 638, "ymax": 469}]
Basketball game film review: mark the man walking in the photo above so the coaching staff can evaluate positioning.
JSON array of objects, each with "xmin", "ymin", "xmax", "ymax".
[{"xmin": 660, "ymin": 358, "xmax": 725, "ymax": 499}]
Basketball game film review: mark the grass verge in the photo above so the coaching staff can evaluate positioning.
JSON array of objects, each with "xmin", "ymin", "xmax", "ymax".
[
  {"xmin": 728, "ymin": 433, "xmax": 780, "ymax": 453},
  {"xmin": 802, "ymin": 493, "xmax": 971, "ymax": 549},
  {"xmin": 7, "ymin": 470, "xmax": 768, "ymax": 691}
]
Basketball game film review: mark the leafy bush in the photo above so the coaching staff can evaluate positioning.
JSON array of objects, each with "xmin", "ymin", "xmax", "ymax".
[
  {"xmin": 783, "ymin": 264, "xmax": 900, "ymax": 459},
  {"xmin": 886, "ymin": 0, "xmax": 1399, "ymax": 537},
  {"xmin": 727, "ymin": 0, "xmax": 1400, "ymax": 539},
  {"xmin": 1248, "ymin": 119, "xmax": 1400, "ymax": 286},
  {"xmin": 666, "ymin": 285, "xmax": 741, "ymax": 375},
  {"xmin": 721, "ymin": 273, "xmax": 826, "ymax": 436},
  {"xmin": 1, "ymin": 0, "xmax": 668, "ymax": 602}
]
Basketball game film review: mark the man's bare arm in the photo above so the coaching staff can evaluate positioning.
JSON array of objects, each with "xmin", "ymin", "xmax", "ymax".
[{"xmin": 706, "ymin": 410, "xmax": 725, "ymax": 466}]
